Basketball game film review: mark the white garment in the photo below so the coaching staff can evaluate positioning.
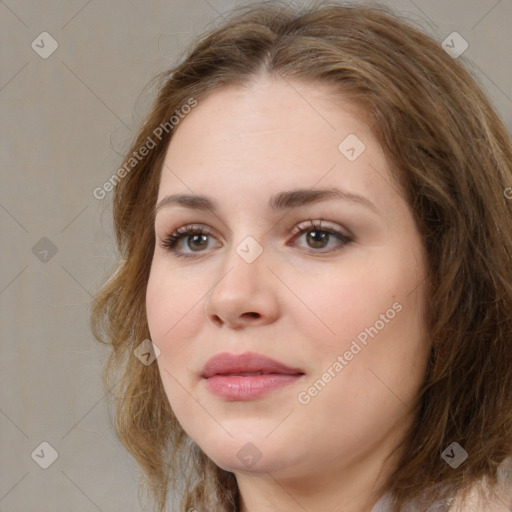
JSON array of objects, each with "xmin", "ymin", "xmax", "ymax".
[
  {"xmin": 370, "ymin": 492, "xmax": 394, "ymax": 512},
  {"xmin": 369, "ymin": 456, "xmax": 512, "ymax": 511},
  {"xmin": 370, "ymin": 477, "xmax": 512, "ymax": 512},
  {"xmin": 372, "ymin": 493, "xmax": 455, "ymax": 511}
]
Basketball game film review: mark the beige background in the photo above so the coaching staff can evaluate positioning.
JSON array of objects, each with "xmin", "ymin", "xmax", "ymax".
[{"xmin": 1, "ymin": 0, "xmax": 511, "ymax": 511}]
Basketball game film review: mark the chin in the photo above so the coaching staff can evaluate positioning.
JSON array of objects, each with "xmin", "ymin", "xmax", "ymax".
[
  {"xmin": 207, "ymin": 449, "xmax": 284, "ymax": 475},
  {"xmin": 193, "ymin": 431, "xmax": 299, "ymax": 476}
]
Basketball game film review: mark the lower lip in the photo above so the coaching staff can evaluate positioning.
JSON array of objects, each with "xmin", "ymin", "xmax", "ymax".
[{"xmin": 203, "ymin": 374, "xmax": 303, "ymax": 400}]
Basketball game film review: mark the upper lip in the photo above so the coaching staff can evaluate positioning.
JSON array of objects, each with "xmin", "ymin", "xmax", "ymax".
[{"xmin": 201, "ymin": 351, "xmax": 304, "ymax": 378}]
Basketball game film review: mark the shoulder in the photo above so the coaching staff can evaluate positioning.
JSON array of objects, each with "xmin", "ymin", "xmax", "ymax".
[
  {"xmin": 448, "ymin": 485, "xmax": 511, "ymax": 512},
  {"xmin": 448, "ymin": 457, "xmax": 512, "ymax": 512},
  {"xmin": 372, "ymin": 457, "xmax": 512, "ymax": 512}
]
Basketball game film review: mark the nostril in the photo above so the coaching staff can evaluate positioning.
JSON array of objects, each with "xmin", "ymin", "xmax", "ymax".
[
  {"xmin": 243, "ymin": 312, "xmax": 260, "ymax": 319},
  {"xmin": 212, "ymin": 314, "xmax": 224, "ymax": 326}
]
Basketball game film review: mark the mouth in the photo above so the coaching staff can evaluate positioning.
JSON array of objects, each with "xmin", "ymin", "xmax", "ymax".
[
  {"xmin": 221, "ymin": 371, "xmax": 282, "ymax": 376},
  {"xmin": 201, "ymin": 351, "xmax": 304, "ymax": 378},
  {"xmin": 201, "ymin": 352, "xmax": 305, "ymax": 401}
]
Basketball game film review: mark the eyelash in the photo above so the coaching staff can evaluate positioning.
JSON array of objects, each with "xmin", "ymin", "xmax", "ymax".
[{"xmin": 159, "ymin": 220, "xmax": 353, "ymax": 258}]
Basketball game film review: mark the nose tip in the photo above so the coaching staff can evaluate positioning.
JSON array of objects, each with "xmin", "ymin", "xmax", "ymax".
[{"xmin": 203, "ymin": 257, "xmax": 280, "ymax": 329}]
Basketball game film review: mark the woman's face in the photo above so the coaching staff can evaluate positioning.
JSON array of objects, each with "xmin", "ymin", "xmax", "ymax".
[{"xmin": 146, "ymin": 74, "xmax": 430, "ymax": 484}]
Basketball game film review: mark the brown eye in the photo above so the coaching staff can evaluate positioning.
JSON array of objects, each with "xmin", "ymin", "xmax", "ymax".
[
  {"xmin": 161, "ymin": 224, "xmax": 220, "ymax": 258},
  {"xmin": 305, "ymin": 229, "xmax": 330, "ymax": 249},
  {"xmin": 291, "ymin": 220, "xmax": 353, "ymax": 254},
  {"xmin": 187, "ymin": 234, "xmax": 209, "ymax": 251}
]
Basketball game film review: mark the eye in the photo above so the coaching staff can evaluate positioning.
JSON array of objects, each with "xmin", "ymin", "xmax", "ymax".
[
  {"xmin": 159, "ymin": 219, "xmax": 353, "ymax": 258},
  {"xmin": 160, "ymin": 224, "xmax": 220, "ymax": 258},
  {"xmin": 288, "ymin": 220, "xmax": 352, "ymax": 253}
]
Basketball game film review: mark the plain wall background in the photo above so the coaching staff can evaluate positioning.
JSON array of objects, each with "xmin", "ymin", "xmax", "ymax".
[{"xmin": 1, "ymin": 0, "xmax": 511, "ymax": 510}]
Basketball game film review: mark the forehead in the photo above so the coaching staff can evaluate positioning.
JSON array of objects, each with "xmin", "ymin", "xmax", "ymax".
[
  {"xmin": 157, "ymin": 75, "xmax": 404, "ymax": 219},
  {"xmin": 166, "ymin": 75, "xmax": 370, "ymax": 154}
]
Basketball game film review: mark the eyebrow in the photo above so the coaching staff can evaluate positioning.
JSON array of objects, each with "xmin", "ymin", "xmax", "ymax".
[{"xmin": 154, "ymin": 187, "xmax": 378, "ymax": 215}]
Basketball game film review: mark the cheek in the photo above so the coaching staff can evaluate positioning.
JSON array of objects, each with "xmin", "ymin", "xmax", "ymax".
[
  {"xmin": 146, "ymin": 264, "xmax": 204, "ymax": 369},
  {"xmin": 290, "ymin": 268, "xmax": 427, "ymax": 446},
  {"xmin": 285, "ymin": 253, "xmax": 421, "ymax": 365},
  {"xmin": 146, "ymin": 265, "xmax": 208, "ymax": 426}
]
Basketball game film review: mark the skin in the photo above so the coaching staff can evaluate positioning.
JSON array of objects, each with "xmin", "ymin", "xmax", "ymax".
[{"xmin": 146, "ymin": 73, "xmax": 431, "ymax": 512}]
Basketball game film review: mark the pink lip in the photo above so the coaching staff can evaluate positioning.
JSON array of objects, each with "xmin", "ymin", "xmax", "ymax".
[{"xmin": 201, "ymin": 352, "xmax": 305, "ymax": 401}]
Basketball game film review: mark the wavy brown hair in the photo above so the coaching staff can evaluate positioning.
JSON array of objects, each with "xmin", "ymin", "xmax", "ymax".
[{"xmin": 90, "ymin": 1, "xmax": 512, "ymax": 510}]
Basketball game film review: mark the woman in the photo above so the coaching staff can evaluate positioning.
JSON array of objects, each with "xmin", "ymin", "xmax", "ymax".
[{"xmin": 91, "ymin": 1, "xmax": 512, "ymax": 510}]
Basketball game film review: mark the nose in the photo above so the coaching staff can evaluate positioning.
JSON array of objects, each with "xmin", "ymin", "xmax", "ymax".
[{"xmin": 204, "ymin": 244, "xmax": 280, "ymax": 330}]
